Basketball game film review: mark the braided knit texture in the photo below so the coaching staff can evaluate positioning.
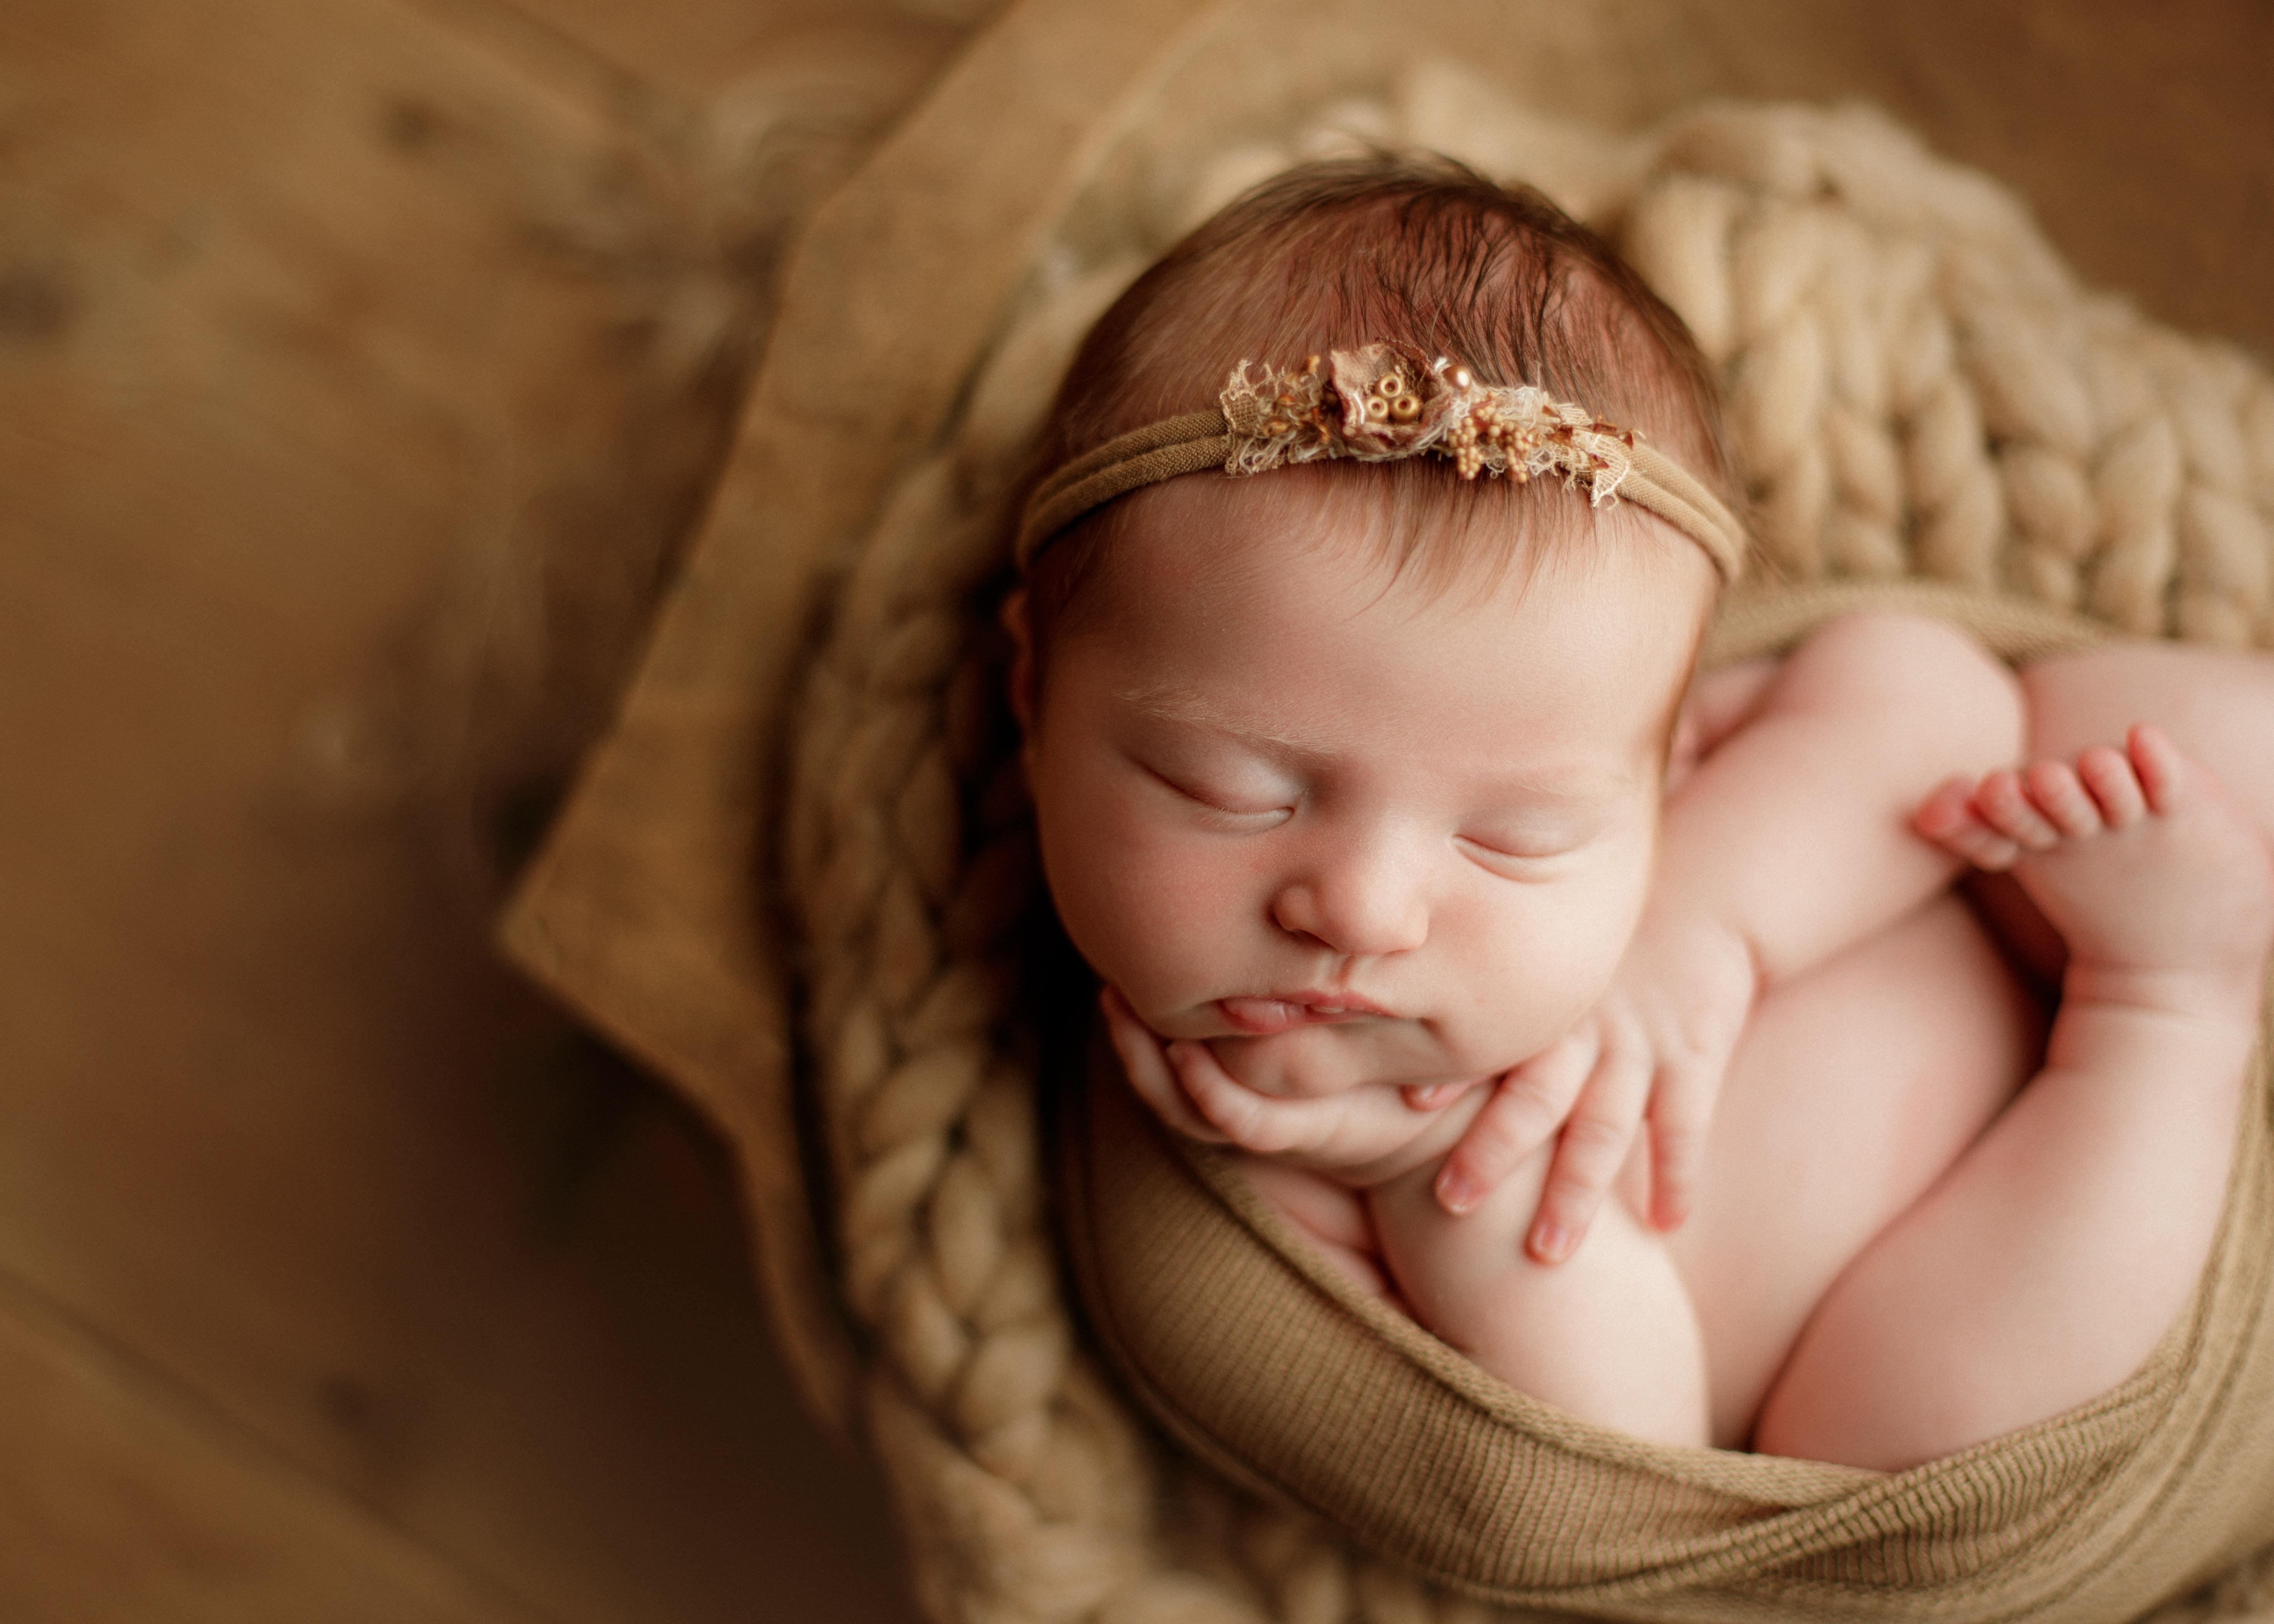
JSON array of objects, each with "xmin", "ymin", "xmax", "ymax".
[{"xmin": 783, "ymin": 73, "xmax": 2274, "ymax": 1624}]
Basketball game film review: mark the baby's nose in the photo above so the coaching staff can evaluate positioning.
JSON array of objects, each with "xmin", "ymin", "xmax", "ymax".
[{"xmin": 1270, "ymin": 846, "xmax": 1430, "ymax": 957}]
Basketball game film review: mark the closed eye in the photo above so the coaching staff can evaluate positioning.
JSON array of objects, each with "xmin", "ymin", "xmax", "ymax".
[
  {"xmin": 1453, "ymin": 830, "xmax": 1583, "ymax": 875},
  {"xmin": 1147, "ymin": 767, "xmax": 1293, "ymax": 829}
]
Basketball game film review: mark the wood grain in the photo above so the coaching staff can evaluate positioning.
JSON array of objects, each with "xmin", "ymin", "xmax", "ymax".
[
  {"xmin": 0, "ymin": 1274, "xmax": 536, "ymax": 1624},
  {"xmin": 0, "ymin": 0, "xmax": 962, "ymax": 1616}
]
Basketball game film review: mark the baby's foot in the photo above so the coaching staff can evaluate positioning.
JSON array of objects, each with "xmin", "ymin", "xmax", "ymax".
[{"xmin": 1917, "ymin": 725, "xmax": 2274, "ymax": 1020}]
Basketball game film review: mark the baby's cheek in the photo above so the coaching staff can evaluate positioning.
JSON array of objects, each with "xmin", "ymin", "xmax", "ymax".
[
  {"xmin": 1038, "ymin": 827, "xmax": 1217, "ymax": 995},
  {"xmin": 1456, "ymin": 900, "xmax": 1642, "ymax": 1060}
]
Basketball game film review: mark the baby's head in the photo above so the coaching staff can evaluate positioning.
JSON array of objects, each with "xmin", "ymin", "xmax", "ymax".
[{"xmin": 1009, "ymin": 154, "xmax": 1741, "ymax": 1097}]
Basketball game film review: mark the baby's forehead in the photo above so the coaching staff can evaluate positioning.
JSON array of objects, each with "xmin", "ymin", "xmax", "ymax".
[
  {"xmin": 1098, "ymin": 468, "xmax": 1714, "ymax": 630},
  {"xmin": 1074, "ymin": 478, "xmax": 1706, "ymax": 747}
]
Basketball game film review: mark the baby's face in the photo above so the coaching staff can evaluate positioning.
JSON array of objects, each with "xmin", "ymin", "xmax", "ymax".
[{"xmin": 1021, "ymin": 475, "xmax": 1712, "ymax": 1098}]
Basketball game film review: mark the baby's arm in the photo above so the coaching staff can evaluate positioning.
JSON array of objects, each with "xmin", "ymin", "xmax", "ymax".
[
  {"xmin": 1106, "ymin": 985, "xmax": 1715, "ymax": 1445},
  {"xmin": 1443, "ymin": 612, "xmax": 2029, "ymax": 1256}
]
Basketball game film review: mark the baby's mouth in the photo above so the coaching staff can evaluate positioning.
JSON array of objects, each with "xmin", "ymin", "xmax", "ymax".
[{"xmin": 1216, "ymin": 994, "xmax": 1391, "ymax": 1034}]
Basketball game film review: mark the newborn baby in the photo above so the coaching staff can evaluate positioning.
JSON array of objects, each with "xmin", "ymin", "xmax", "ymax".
[{"xmin": 1008, "ymin": 154, "xmax": 2274, "ymax": 1469}]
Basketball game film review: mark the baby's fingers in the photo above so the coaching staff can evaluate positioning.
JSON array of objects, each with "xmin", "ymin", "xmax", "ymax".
[
  {"xmin": 1647, "ymin": 1069, "xmax": 1714, "ymax": 1234},
  {"xmin": 1528, "ymin": 1038, "xmax": 1651, "ymax": 1264},
  {"xmin": 1165, "ymin": 1037, "xmax": 1335, "ymax": 1157},
  {"xmin": 1101, "ymin": 988, "xmax": 1229, "ymax": 1144},
  {"xmin": 1435, "ymin": 1032, "xmax": 1594, "ymax": 1215}
]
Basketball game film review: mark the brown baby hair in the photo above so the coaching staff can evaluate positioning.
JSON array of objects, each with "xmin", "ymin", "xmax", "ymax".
[{"xmin": 1019, "ymin": 152, "xmax": 1740, "ymax": 666}]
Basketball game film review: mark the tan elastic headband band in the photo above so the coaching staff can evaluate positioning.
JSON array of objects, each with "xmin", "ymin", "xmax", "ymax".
[{"xmin": 1016, "ymin": 341, "xmax": 1747, "ymax": 580}]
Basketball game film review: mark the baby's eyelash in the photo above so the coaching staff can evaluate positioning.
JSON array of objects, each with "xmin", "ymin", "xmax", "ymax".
[
  {"xmin": 1454, "ymin": 831, "xmax": 1577, "ymax": 873},
  {"xmin": 1189, "ymin": 794, "xmax": 1294, "ymax": 828},
  {"xmin": 1148, "ymin": 767, "xmax": 1292, "ymax": 826},
  {"xmin": 1199, "ymin": 805, "xmax": 1292, "ymax": 830}
]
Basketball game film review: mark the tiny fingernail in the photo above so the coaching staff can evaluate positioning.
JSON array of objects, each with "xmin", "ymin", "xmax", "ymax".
[
  {"xmin": 1437, "ymin": 1169, "xmax": 1479, "ymax": 1214},
  {"xmin": 1532, "ymin": 1224, "xmax": 1571, "ymax": 1263}
]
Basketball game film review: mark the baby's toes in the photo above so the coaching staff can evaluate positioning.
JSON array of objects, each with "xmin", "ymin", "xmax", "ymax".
[
  {"xmin": 1916, "ymin": 776, "xmax": 2021, "ymax": 870},
  {"xmin": 2024, "ymin": 760, "xmax": 2103, "ymax": 840},
  {"xmin": 1914, "ymin": 775, "xmax": 1975, "ymax": 840},
  {"xmin": 2077, "ymin": 744, "xmax": 2148, "ymax": 830},
  {"xmin": 1977, "ymin": 768, "xmax": 2064, "ymax": 852},
  {"xmin": 2127, "ymin": 723, "xmax": 2188, "ymax": 817}
]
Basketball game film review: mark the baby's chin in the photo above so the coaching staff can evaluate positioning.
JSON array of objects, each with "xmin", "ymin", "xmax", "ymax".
[{"xmin": 1200, "ymin": 1019, "xmax": 1508, "ymax": 1102}]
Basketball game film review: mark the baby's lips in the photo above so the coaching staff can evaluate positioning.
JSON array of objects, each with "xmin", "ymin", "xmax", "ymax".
[
  {"xmin": 1216, "ymin": 995, "xmax": 1389, "ymax": 1034},
  {"xmin": 1217, "ymin": 997, "xmax": 1305, "ymax": 1034}
]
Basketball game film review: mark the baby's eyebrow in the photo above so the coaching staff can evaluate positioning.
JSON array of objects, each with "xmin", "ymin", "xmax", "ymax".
[
  {"xmin": 1118, "ymin": 683, "xmax": 1643, "ymax": 800},
  {"xmin": 1468, "ymin": 772, "xmax": 1641, "ymax": 809},
  {"xmin": 1115, "ymin": 683, "xmax": 1320, "ymax": 753}
]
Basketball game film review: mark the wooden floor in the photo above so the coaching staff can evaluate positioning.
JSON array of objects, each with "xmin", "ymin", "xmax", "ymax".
[
  {"xmin": 3, "ymin": 2, "xmax": 2268, "ymax": 1620},
  {"xmin": 0, "ymin": 0, "xmax": 981, "ymax": 1617}
]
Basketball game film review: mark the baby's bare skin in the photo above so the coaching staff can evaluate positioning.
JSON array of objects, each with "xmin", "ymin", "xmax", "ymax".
[
  {"xmin": 1760, "ymin": 724, "xmax": 2274, "ymax": 1465},
  {"xmin": 1112, "ymin": 629, "xmax": 2274, "ymax": 1463},
  {"xmin": 1119, "ymin": 617, "xmax": 2030, "ymax": 1449}
]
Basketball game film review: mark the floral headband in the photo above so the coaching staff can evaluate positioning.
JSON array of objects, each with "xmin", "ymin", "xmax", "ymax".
[{"xmin": 1015, "ymin": 340, "xmax": 1747, "ymax": 580}]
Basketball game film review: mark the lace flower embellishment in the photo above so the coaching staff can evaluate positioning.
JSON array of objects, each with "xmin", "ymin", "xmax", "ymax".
[{"xmin": 1218, "ymin": 341, "xmax": 1641, "ymax": 504}]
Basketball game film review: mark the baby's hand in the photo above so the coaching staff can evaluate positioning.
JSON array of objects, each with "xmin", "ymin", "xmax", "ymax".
[
  {"xmin": 1102, "ymin": 989, "xmax": 1482, "ymax": 1184},
  {"xmin": 1433, "ymin": 920, "xmax": 1757, "ymax": 1262}
]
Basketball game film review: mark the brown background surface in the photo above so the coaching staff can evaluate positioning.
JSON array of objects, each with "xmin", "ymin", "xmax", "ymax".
[{"xmin": 1, "ymin": 2, "xmax": 2267, "ymax": 1621}]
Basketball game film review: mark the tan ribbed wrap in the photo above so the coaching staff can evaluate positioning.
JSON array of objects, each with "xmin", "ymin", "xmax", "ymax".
[{"xmin": 500, "ymin": 5, "xmax": 2274, "ymax": 1619}]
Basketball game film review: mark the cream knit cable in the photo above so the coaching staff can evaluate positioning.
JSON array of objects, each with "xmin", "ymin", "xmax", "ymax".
[{"xmin": 785, "ymin": 90, "xmax": 2274, "ymax": 1624}]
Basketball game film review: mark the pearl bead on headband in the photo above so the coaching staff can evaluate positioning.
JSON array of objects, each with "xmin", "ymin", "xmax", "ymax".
[{"xmin": 1016, "ymin": 340, "xmax": 1748, "ymax": 580}]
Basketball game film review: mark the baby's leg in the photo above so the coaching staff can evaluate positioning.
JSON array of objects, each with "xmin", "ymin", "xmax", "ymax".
[
  {"xmin": 1371, "ymin": 1153, "xmax": 1710, "ymax": 1448},
  {"xmin": 1757, "ymin": 729, "xmax": 2274, "ymax": 1470},
  {"xmin": 1666, "ymin": 892, "xmax": 2042, "ymax": 1448}
]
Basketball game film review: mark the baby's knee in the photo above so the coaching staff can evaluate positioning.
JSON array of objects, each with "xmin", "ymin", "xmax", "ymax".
[{"xmin": 1793, "ymin": 612, "xmax": 2025, "ymax": 763}]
